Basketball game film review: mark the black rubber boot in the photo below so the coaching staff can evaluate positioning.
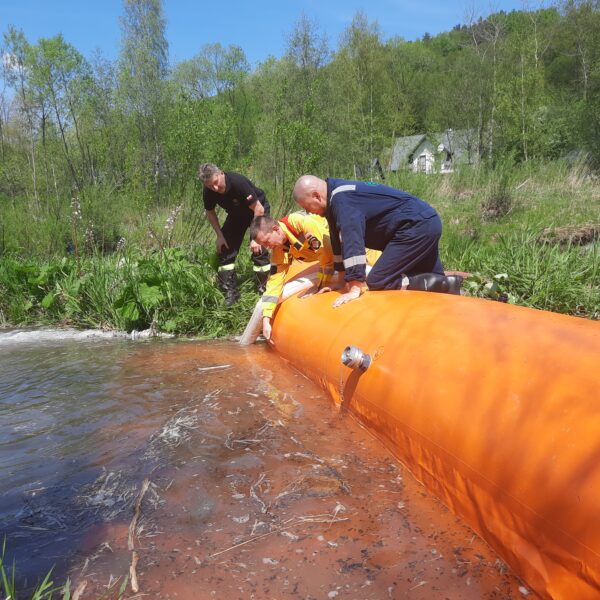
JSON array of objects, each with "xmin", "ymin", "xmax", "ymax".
[
  {"xmin": 446, "ymin": 275, "xmax": 463, "ymax": 295},
  {"xmin": 217, "ymin": 269, "xmax": 240, "ymax": 306},
  {"xmin": 255, "ymin": 270, "xmax": 269, "ymax": 295},
  {"xmin": 407, "ymin": 273, "xmax": 463, "ymax": 295}
]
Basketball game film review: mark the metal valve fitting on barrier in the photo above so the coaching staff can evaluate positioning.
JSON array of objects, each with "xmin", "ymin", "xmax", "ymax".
[{"xmin": 341, "ymin": 346, "xmax": 372, "ymax": 371}]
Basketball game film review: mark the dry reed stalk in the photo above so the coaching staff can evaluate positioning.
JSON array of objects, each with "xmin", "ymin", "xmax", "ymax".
[
  {"xmin": 130, "ymin": 551, "xmax": 139, "ymax": 593},
  {"xmin": 72, "ymin": 580, "xmax": 87, "ymax": 600}
]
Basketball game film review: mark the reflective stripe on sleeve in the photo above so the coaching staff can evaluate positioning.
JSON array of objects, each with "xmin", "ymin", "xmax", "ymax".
[
  {"xmin": 343, "ymin": 255, "xmax": 367, "ymax": 269},
  {"xmin": 262, "ymin": 297, "xmax": 278, "ymax": 319},
  {"xmin": 253, "ymin": 264, "xmax": 271, "ymax": 272},
  {"xmin": 331, "ymin": 184, "xmax": 356, "ymax": 198}
]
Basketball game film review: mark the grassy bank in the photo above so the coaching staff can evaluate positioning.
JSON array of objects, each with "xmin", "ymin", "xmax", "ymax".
[
  {"xmin": 1, "ymin": 160, "xmax": 598, "ymax": 334},
  {"xmin": 0, "ymin": 247, "xmax": 261, "ymax": 335}
]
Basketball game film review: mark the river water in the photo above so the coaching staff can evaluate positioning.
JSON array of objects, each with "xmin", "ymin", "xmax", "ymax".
[{"xmin": 0, "ymin": 330, "xmax": 528, "ymax": 599}]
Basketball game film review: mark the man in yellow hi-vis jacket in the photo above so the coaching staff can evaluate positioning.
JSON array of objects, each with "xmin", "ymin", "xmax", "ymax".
[
  {"xmin": 249, "ymin": 213, "xmax": 334, "ymax": 340},
  {"xmin": 249, "ymin": 213, "xmax": 379, "ymax": 340}
]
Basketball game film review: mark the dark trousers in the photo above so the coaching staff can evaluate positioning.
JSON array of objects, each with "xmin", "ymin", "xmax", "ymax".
[
  {"xmin": 367, "ymin": 215, "xmax": 444, "ymax": 290},
  {"xmin": 218, "ymin": 212, "xmax": 269, "ymax": 270}
]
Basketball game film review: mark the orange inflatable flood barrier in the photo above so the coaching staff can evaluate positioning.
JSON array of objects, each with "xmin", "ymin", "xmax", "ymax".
[{"xmin": 269, "ymin": 267, "xmax": 600, "ymax": 599}]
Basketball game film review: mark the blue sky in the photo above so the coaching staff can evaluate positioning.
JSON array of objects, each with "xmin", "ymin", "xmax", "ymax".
[{"xmin": 2, "ymin": 0, "xmax": 528, "ymax": 67}]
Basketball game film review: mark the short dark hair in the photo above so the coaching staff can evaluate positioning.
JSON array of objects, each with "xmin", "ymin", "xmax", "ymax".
[{"xmin": 249, "ymin": 215, "xmax": 277, "ymax": 241}]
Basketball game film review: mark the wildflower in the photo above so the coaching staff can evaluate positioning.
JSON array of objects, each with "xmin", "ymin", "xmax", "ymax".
[
  {"xmin": 165, "ymin": 205, "xmax": 183, "ymax": 232},
  {"xmin": 71, "ymin": 197, "xmax": 82, "ymax": 221},
  {"xmin": 84, "ymin": 222, "xmax": 95, "ymax": 253}
]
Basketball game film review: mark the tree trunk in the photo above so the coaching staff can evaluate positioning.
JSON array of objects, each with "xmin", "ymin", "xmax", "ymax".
[
  {"xmin": 61, "ymin": 72, "xmax": 93, "ymax": 184},
  {"xmin": 520, "ymin": 54, "xmax": 528, "ymax": 162},
  {"xmin": 48, "ymin": 82, "xmax": 81, "ymax": 193}
]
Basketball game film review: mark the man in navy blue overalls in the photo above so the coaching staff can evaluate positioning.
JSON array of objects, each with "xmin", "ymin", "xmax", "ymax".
[{"xmin": 293, "ymin": 175, "xmax": 461, "ymax": 307}]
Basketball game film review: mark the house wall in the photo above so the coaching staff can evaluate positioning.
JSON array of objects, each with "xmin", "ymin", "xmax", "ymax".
[{"xmin": 410, "ymin": 140, "xmax": 436, "ymax": 174}]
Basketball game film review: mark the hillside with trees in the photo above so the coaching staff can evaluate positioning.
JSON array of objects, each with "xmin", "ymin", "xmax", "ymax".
[{"xmin": 0, "ymin": 0, "xmax": 598, "ymax": 332}]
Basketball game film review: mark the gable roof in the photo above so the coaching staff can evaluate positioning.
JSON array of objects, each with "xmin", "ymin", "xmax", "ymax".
[
  {"xmin": 437, "ymin": 129, "xmax": 477, "ymax": 164},
  {"xmin": 389, "ymin": 129, "xmax": 478, "ymax": 170},
  {"xmin": 388, "ymin": 134, "xmax": 426, "ymax": 171}
]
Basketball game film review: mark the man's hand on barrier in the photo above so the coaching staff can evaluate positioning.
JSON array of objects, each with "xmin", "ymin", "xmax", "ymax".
[{"xmin": 332, "ymin": 281, "xmax": 366, "ymax": 308}]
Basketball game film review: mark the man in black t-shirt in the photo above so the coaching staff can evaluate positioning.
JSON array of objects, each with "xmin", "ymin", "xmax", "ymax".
[{"xmin": 198, "ymin": 163, "xmax": 271, "ymax": 305}]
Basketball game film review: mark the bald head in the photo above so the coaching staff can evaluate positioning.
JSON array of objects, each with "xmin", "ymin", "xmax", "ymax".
[{"xmin": 293, "ymin": 175, "xmax": 328, "ymax": 216}]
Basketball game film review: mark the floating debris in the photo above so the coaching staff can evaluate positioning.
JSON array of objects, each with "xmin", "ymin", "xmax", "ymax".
[
  {"xmin": 232, "ymin": 515, "xmax": 250, "ymax": 524},
  {"xmin": 197, "ymin": 364, "xmax": 232, "ymax": 372}
]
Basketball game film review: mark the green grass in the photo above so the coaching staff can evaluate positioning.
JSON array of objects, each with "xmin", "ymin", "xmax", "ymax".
[
  {"xmin": 0, "ymin": 538, "xmax": 133, "ymax": 600},
  {"xmin": 0, "ymin": 246, "xmax": 262, "ymax": 336},
  {"xmin": 443, "ymin": 230, "xmax": 599, "ymax": 317},
  {"xmin": 1, "ymin": 539, "xmax": 69, "ymax": 600},
  {"xmin": 388, "ymin": 159, "xmax": 599, "ymax": 318},
  {"xmin": 1, "ymin": 159, "xmax": 599, "ymax": 333}
]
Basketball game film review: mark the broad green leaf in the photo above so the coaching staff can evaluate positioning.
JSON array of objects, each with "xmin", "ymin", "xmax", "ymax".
[
  {"xmin": 116, "ymin": 302, "xmax": 140, "ymax": 324},
  {"xmin": 138, "ymin": 283, "xmax": 164, "ymax": 308},
  {"xmin": 41, "ymin": 292, "xmax": 56, "ymax": 309}
]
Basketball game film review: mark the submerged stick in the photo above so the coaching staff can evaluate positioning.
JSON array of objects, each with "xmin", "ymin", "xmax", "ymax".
[
  {"xmin": 250, "ymin": 473, "xmax": 267, "ymax": 513},
  {"xmin": 128, "ymin": 478, "xmax": 150, "ymax": 551},
  {"xmin": 209, "ymin": 528, "xmax": 282, "ymax": 558},
  {"xmin": 208, "ymin": 513, "xmax": 349, "ymax": 559}
]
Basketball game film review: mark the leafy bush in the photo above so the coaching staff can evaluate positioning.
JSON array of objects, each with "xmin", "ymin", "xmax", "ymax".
[{"xmin": 0, "ymin": 247, "xmax": 263, "ymax": 335}]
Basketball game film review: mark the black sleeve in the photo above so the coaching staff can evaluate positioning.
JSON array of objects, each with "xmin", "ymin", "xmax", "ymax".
[
  {"xmin": 203, "ymin": 188, "xmax": 216, "ymax": 211},
  {"xmin": 241, "ymin": 178, "xmax": 260, "ymax": 207},
  {"xmin": 229, "ymin": 173, "xmax": 260, "ymax": 207}
]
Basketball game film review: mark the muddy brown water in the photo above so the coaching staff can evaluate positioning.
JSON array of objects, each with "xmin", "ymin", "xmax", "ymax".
[{"xmin": 0, "ymin": 334, "xmax": 531, "ymax": 599}]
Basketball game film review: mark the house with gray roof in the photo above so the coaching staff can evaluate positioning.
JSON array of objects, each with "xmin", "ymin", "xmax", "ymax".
[{"xmin": 388, "ymin": 129, "xmax": 479, "ymax": 174}]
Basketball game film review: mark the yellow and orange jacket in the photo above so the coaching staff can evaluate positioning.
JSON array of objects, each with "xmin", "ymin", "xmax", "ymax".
[
  {"xmin": 261, "ymin": 213, "xmax": 334, "ymax": 319},
  {"xmin": 261, "ymin": 212, "xmax": 381, "ymax": 318}
]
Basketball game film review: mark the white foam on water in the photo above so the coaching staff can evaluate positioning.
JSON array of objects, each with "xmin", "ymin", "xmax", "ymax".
[{"xmin": 0, "ymin": 327, "xmax": 168, "ymax": 346}]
